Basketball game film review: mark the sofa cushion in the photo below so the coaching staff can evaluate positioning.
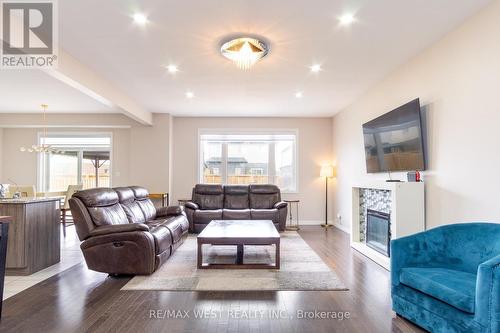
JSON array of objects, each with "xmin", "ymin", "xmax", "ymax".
[
  {"xmin": 114, "ymin": 187, "xmax": 146, "ymax": 223},
  {"xmin": 128, "ymin": 186, "xmax": 157, "ymax": 221},
  {"xmin": 250, "ymin": 209, "xmax": 279, "ymax": 224},
  {"xmin": 249, "ymin": 184, "xmax": 280, "ymax": 209},
  {"xmin": 130, "ymin": 186, "xmax": 150, "ymax": 199},
  {"xmin": 73, "ymin": 188, "xmax": 119, "ymax": 207},
  {"xmin": 146, "ymin": 224, "xmax": 173, "ymax": 255},
  {"xmin": 193, "ymin": 209, "xmax": 223, "ymax": 224},
  {"xmin": 163, "ymin": 217, "xmax": 186, "ymax": 243},
  {"xmin": 400, "ymin": 267, "xmax": 477, "ymax": 313},
  {"xmin": 224, "ymin": 185, "xmax": 249, "ymax": 209},
  {"xmin": 223, "ymin": 209, "xmax": 251, "ymax": 220},
  {"xmin": 87, "ymin": 204, "xmax": 129, "ymax": 226},
  {"xmin": 193, "ymin": 184, "xmax": 224, "ymax": 210}
]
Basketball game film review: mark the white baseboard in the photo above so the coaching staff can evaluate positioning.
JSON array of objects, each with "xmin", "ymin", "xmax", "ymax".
[
  {"xmin": 295, "ymin": 220, "xmax": 350, "ymax": 234},
  {"xmin": 332, "ymin": 222, "xmax": 350, "ymax": 233},
  {"xmin": 299, "ymin": 220, "xmax": 332, "ymax": 225}
]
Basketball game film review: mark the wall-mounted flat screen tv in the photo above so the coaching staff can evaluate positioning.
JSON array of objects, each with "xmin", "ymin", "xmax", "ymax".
[{"xmin": 362, "ymin": 99, "xmax": 425, "ymax": 173}]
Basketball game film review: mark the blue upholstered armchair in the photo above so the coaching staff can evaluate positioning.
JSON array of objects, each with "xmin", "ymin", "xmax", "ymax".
[{"xmin": 391, "ymin": 223, "xmax": 500, "ymax": 333}]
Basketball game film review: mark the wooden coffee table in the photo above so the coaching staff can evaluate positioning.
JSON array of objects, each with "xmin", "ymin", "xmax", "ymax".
[{"xmin": 197, "ymin": 220, "xmax": 280, "ymax": 269}]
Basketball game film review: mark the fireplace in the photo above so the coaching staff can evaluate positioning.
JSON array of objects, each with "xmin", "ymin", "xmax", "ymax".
[{"xmin": 366, "ymin": 209, "xmax": 391, "ymax": 257}]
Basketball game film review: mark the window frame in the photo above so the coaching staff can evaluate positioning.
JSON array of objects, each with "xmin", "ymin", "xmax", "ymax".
[
  {"xmin": 198, "ymin": 128, "xmax": 299, "ymax": 194},
  {"xmin": 37, "ymin": 132, "xmax": 113, "ymax": 192}
]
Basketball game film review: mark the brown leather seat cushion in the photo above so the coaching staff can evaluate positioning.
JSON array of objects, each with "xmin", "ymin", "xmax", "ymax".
[
  {"xmin": 149, "ymin": 216, "xmax": 188, "ymax": 244},
  {"xmin": 222, "ymin": 209, "xmax": 251, "ymax": 220},
  {"xmin": 146, "ymin": 224, "xmax": 173, "ymax": 254},
  {"xmin": 250, "ymin": 209, "xmax": 279, "ymax": 224},
  {"xmin": 193, "ymin": 209, "xmax": 223, "ymax": 224}
]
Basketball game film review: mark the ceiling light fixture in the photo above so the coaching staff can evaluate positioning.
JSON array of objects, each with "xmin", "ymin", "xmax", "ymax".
[
  {"xmin": 339, "ymin": 13, "xmax": 356, "ymax": 26},
  {"xmin": 186, "ymin": 91, "xmax": 194, "ymax": 99},
  {"xmin": 310, "ymin": 64, "xmax": 322, "ymax": 73},
  {"xmin": 295, "ymin": 92, "xmax": 303, "ymax": 99},
  {"xmin": 133, "ymin": 13, "xmax": 148, "ymax": 25},
  {"xmin": 166, "ymin": 65, "xmax": 178, "ymax": 73},
  {"xmin": 221, "ymin": 37, "xmax": 269, "ymax": 70}
]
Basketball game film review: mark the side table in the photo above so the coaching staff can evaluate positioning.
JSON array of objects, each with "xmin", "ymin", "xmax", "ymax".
[
  {"xmin": 284, "ymin": 200, "xmax": 300, "ymax": 231},
  {"xmin": 178, "ymin": 199, "xmax": 191, "ymax": 206}
]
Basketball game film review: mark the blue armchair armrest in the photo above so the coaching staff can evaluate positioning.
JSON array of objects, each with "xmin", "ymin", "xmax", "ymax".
[
  {"xmin": 475, "ymin": 254, "xmax": 500, "ymax": 332},
  {"xmin": 390, "ymin": 228, "xmax": 445, "ymax": 287}
]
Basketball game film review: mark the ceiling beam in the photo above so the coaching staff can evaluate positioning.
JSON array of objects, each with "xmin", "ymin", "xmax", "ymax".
[
  {"xmin": 1, "ymin": 13, "xmax": 152, "ymax": 125},
  {"xmin": 43, "ymin": 50, "xmax": 152, "ymax": 125}
]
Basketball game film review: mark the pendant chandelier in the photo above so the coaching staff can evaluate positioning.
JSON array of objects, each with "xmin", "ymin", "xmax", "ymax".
[
  {"xmin": 20, "ymin": 104, "xmax": 64, "ymax": 154},
  {"xmin": 220, "ymin": 37, "xmax": 269, "ymax": 70}
]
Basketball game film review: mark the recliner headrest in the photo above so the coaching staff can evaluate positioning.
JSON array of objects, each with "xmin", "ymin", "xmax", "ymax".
[
  {"xmin": 194, "ymin": 184, "xmax": 223, "ymax": 195},
  {"xmin": 249, "ymin": 184, "xmax": 279, "ymax": 194},
  {"xmin": 72, "ymin": 188, "xmax": 119, "ymax": 207},
  {"xmin": 224, "ymin": 185, "xmax": 249, "ymax": 195},
  {"xmin": 130, "ymin": 186, "xmax": 150, "ymax": 199},
  {"xmin": 113, "ymin": 187, "xmax": 135, "ymax": 204}
]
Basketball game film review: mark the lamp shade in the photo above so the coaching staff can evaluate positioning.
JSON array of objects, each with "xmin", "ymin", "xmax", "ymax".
[{"xmin": 320, "ymin": 165, "xmax": 335, "ymax": 178}]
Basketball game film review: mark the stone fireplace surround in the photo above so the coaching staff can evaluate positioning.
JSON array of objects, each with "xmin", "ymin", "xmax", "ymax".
[{"xmin": 351, "ymin": 181, "xmax": 425, "ymax": 270}]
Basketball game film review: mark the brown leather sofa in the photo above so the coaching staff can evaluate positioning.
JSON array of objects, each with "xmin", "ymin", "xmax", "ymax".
[
  {"xmin": 185, "ymin": 184, "xmax": 287, "ymax": 233},
  {"xmin": 69, "ymin": 186, "xmax": 188, "ymax": 275}
]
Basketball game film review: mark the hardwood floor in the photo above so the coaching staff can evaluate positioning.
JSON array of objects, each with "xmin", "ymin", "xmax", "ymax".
[{"xmin": 0, "ymin": 226, "xmax": 425, "ymax": 333}]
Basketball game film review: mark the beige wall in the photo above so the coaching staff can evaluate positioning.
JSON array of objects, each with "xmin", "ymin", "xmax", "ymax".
[
  {"xmin": 1, "ymin": 114, "xmax": 334, "ymax": 222},
  {"xmin": 129, "ymin": 113, "xmax": 172, "ymax": 193},
  {"xmin": 331, "ymin": 0, "xmax": 500, "ymax": 231},
  {"xmin": 172, "ymin": 117, "xmax": 333, "ymax": 222},
  {"xmin": 0, "ymin": 113, "xmax": 171, "ymax": 193}
]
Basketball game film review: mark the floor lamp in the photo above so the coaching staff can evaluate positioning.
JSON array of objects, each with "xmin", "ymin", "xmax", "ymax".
[{"xmin": 320, "ymin": 165, "xmax": 335, "ymax": 228}]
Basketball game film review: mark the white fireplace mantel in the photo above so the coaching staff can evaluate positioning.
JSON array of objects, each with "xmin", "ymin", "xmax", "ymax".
[{"xmin": 351, "ymin": 181, "xmax": 425, "ymax": 270}]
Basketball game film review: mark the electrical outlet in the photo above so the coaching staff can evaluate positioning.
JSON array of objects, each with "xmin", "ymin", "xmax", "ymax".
[{"xmin": 337, "ymin": 213, "xmax": 342, "ymax": 224}]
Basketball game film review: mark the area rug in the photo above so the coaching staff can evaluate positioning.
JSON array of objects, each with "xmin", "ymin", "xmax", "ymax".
[{"xmin": 122, "ymin": 232, "xmax": 347, "ymax": 291}]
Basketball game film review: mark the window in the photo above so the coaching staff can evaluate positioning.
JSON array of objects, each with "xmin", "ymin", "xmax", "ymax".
[
  {"xmin": 199, "ymin": 131, "xmax": 297, "ymax": 192},
  {"xmin": 38, "ymin": 133, "xmax": 112, "ymax": 192}
]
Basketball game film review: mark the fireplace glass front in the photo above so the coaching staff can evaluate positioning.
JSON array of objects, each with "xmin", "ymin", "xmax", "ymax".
[{"xmin": 366, "ymin": 209, "xmax": 391, "ymax": 257}]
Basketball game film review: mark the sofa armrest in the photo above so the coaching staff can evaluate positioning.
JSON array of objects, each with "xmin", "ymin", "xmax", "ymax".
[
  {"xmin": 475, "ymin": 254, "xmax": 500, "ymax": 331},
  {"xmin": 89, "ymin": 223, "xmax": 149, "ymax": 237},
  {"xmin": 184, "ymin": 201, "xmax": 199, "ymax": 210},
  {"xmin": 390, "ymin": 228, "xmax": 444, "ymax": 287},
  {"xmin": 156, "ymin": 205, "xmax": 184, "ymax": 217},
  {"xmin": 274, "ymin": 201, "xmax": 287, "ymax": 209}
]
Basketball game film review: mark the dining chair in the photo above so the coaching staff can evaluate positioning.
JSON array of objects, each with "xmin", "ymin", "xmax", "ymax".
[{"xmin": 61, "ymin": 184, "xmax": 83, "ymax": 237}]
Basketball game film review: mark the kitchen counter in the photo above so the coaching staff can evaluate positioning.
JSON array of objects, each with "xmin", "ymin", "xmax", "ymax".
[{"xmin": 0, "ymin": 198, "xmax": 60, "ymax": 275}]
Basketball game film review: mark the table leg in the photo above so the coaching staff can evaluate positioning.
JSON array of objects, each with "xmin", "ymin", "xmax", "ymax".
[
  {"xmin": 197, "ymin": 242, "xmax": 203, "ymax": 268},
  {"xmin": 275, "ymin": 240, "xmax": 280, "ymax": 269},
  {"xmin": 236, "ymin": 244, "xmax": 244, "ymax": 264}
]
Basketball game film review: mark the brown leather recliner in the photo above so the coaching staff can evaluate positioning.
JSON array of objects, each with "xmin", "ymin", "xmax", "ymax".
[
  {"xmin": 69, "ymin": 186, "xmax": 189, "ymax": 275},
  {"xmin": 185, "ymin": 184, "xmax": 287, "ymax": 233}
]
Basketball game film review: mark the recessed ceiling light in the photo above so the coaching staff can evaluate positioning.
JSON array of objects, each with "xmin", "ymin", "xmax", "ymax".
[
  {"xmin": 339, "ymin": 13, "xmax": 356, "ymax": 26},
  {"xmin": 133, "ymin": 13, "xmax": 148, "ymax": 25},
  {"xmin": 166, "ymin": 65, "xmax": 178, "ymax": 73},
  {"xmin": 295, "ymin": 92, "xmax": 303, "ymax": 98},
  {"xmin": 310, "ymin": 64, "xmax": 322, "ymax": 73},
  {"xmin": 186, "ymin": 91, "xmax": 194, "ymax": 99}
]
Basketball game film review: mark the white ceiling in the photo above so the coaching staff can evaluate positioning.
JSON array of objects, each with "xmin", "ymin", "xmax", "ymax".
[
  {"xmin": 0, "ymin": 0, "xmax": 493, "ymax": 117},
  {"xmin": 0, "ymin": 70, "xmax": 116, "ymax": 113}
]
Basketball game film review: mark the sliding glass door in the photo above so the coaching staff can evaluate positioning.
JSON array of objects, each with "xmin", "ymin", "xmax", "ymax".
[{"xmin": 38, "ymin": 134, "xmax": 112, "ymax": 192}]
